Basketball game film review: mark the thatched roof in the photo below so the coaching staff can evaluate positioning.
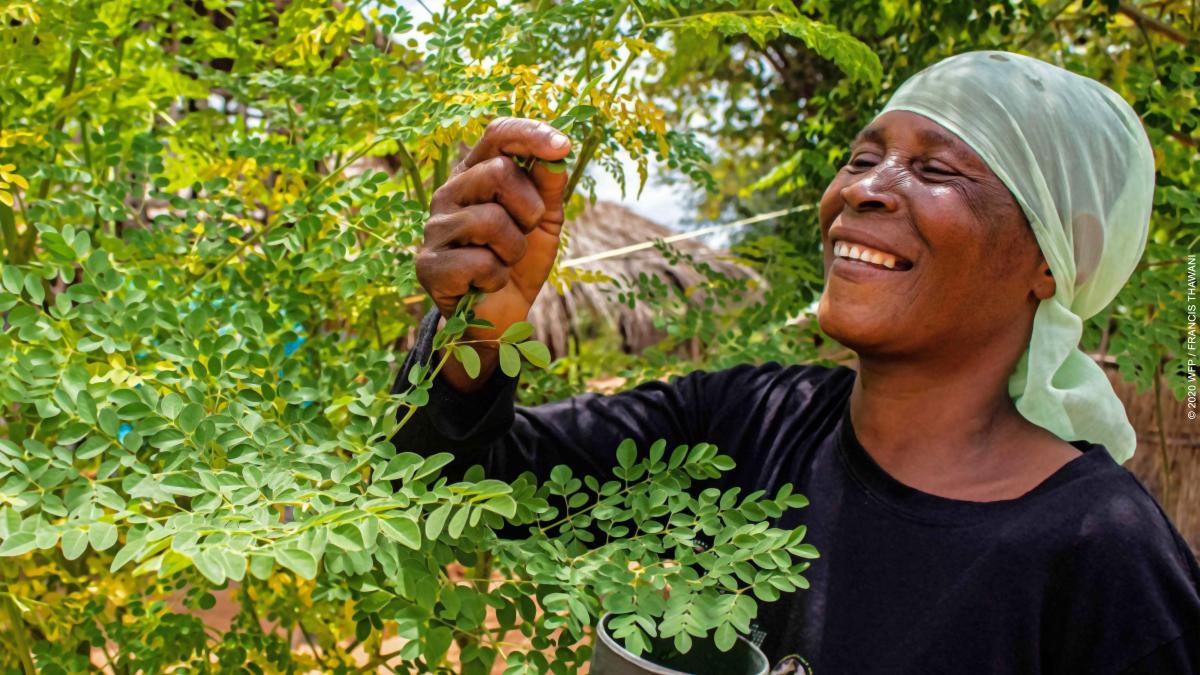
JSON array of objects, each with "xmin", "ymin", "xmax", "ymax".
[{"xmin": 528, "ymin": 200, "xmax": 762, "ymax": 357}]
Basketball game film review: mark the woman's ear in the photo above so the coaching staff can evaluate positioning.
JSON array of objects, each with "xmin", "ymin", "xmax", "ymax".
[{"xmin": 1032, "ymin": 259, "xmax": 1056, "ymax": 301}]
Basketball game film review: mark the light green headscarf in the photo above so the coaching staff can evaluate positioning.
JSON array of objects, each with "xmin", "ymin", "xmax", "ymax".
[{"xmin": 877, "ymin": 50, "xmax": 1156, "ymax": 464}]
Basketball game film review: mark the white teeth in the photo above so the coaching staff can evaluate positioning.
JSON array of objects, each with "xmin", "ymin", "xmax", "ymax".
[{"xmin": 834, "ymin": 240, "xmax": 903, "ymax": 269}]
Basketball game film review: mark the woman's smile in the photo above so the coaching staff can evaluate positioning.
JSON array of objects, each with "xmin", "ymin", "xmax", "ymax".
[{"xmin": 827, "ymin": 224, "xmax": 916, "ymax": 282}]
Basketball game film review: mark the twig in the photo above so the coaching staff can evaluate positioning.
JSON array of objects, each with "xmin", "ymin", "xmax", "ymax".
[
  {"xmin": 2, "ymin": 593, "xmax": 37, "ymax": 675},
  {"xmin": 1118, "ymin": 1, "xmax": 1195, "ymax": 46}
]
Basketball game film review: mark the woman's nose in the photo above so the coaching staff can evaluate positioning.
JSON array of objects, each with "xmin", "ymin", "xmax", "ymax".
[{"xmin": 840, "ymin": 163, "xmax": 901, "ymax": 213}]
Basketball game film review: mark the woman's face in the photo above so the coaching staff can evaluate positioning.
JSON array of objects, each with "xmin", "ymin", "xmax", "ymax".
[{"xmin": 817, "ymin": 110, "xmax": 1052, "ymax": 360}]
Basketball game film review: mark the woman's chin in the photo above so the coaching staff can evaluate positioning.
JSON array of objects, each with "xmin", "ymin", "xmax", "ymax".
[{"xmin": 817, "ymin": 296, "xmax": 901, "ymax": 355}]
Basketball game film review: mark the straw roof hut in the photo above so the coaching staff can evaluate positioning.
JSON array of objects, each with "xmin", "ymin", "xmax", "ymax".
[{"xmin": 527, "ymin": 200, "xmax": 762, "ymax": 358}]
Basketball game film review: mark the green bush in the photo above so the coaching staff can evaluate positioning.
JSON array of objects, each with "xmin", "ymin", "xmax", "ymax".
[{"xmin": 0, "ymin": 1, "xmax": 878, "ymax": 671}]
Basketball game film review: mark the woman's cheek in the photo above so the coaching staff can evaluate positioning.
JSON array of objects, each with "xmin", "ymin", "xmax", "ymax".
[{"xmin": 818, "ymin": 173, "xmax": 849, "ymax": 227}]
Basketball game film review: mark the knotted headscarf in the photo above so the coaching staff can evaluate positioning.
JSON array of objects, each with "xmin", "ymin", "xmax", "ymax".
[{"xmin": 877, "ymin": 50, "xmax": 1156, "ymax": 464}]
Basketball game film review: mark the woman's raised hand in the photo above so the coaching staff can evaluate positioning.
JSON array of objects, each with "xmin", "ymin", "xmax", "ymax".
[{"xmin": 415, "ymin": 117, "xmax": 572, "ymax": 391}]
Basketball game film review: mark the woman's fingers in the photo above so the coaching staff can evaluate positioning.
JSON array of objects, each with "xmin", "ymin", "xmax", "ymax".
[
  {"xmin": 417, "ymin": 116, "xmax": 574, "ymax": 325},
  {"xmin": 451, "ymin": 117, "xmax": 573, "ymax": 233},
  {"xmin": 416, "ymin": 246, "xmax": 511, "ymax": 314},
  {"xmin": 457, "ymin": 117, "xmax": 571, "ymax": 175},
  {"xmin": 423, "ymin": 203, "xmax": 528, "ymax": 266},
  {"xmin": 431, "ymin": 156, "xmax": 546, "ymax": 233},
  {"xmin": 525, "ymin": 152, "xmax": 570, "ymax": 234}
]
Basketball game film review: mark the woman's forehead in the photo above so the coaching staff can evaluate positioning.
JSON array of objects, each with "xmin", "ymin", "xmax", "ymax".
[{"xmin": 852, "ymin": 111, "xmax": 985, "ymax": 167}]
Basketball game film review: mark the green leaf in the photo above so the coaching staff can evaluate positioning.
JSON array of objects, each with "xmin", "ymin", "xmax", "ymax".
[
  {"xmin": 377, "ymin": 452, "xmax": 423, "ymax": 480},
  {"xmin": 425, "ymin": 503, "xmax": 453, "ymax": 541},
  {"xmin": 379, "ymin": 517, "xmax": 422, "ymax": 550},
  {"xmin": 97, "ymin": 407, "xmax": 119, "ymax": 436},
  {"xmin": 500, "ymin": 321, "xmax": 534, "ymax": 343},
  {"xmin": 162, "ymin": 474, "xmax": 205, "ymax": 497},
  {"xmin": 413, "ymin": 454, "xmax": 454, "ymax": 481},
  {"xmin": 0, "ymin": 532, "xmax": 36, "ymax": 557},
  {"xmin": 498, "ymin": 343, "xmax": 521, "ymax": 378},
  {"xmin": 249, "ymin": 553, "xmax": 274, "ymax": 580},
  {"xmin": 178, "ymin": 403, "xmax": 204, "ymax": 434},
  {"xmin": 453, "ymin": 345, "xmax": 481, "ymax": 379},
  {"xmin": 714, "ymin": 624, "xmax": 737, "ymax": 652},
  {"xmin": 329, "ymin": 523, "xmax": 365, "ymax": 551},
  {"xmin": 23, "ymin": 273, "xmax": 44, "ymax": 306},
  {"xmin": 1, "ymin": 266, "xmax": 22, "ymax": 294},
  {"xmin": 62, "ymin": 528, "xmax": 88, "ymax": 560},
  {"xmin": 515, "ymin": 340, "xmax": 550, "ymax": 368},
  {"xmin": 160, "ymin": 393, "xmax": 184, "ymax": 420},
  {"xmin": 422, "ymin": 626, "xmax": 454, "ymax": 666},
  {"xmin": 89, "ymin": 521, "xmax": 118, "ymax": 551},
  {"xmin": 668, "ymin": 444, "xmax": 689, "ymax": 470},
  {"xmin": 448, "ymin": 504, "xmax": 470, "ymax": 539},
  {"xmin": 193, "ymin": 548, "xmax": 227, "ymax": 585},
  {"xmin": 673, "ymin": 631, "xmax": 692, "ymax": 655},
  {"xmin": 711, "ymin": 454, "xmax": 736, "ymax": 471},
  {"xmin": 75, "ymin": 391, "xmax": 98, "ymax": 424},
  {"xmin": 110, "ymin": 537, "xmax": 146, "ymax": 572},
  {"xmin": 218, "ymin": 548, "xmax": 246, "ymax": 582},
  {"xmin": 275, "ymin": 548, "xmax": 318, "ymax": 580},
  {"xmin": 648, "ymin": 439, "xmax": 666, "ymax": 465},
  {"xmin": 480, "ymin": 495, "xmax": 517, "ymax": 519},
  {"xmin": 779, "ymin": 16, "xmax": 882, "ymax": 85},
  {"xmin": 616, "ymin": 439, "xmax": 637, "ymax": 470}
]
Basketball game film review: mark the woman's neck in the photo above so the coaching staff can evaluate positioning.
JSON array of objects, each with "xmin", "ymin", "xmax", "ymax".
[{"xmin": 849, "ymin": 349, "xmax": 1082, "ymax": 501}]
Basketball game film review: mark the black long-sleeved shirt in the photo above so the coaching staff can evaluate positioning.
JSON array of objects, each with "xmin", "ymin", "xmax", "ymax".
[{"xmin": 393, "ymin": 308, "xmax": 1200, "ymax": 674}]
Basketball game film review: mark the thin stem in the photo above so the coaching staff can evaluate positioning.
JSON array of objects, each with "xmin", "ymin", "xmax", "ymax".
[
  {"xmin": 2, "ymin": 593, "xmax": 37, "ymax": 675},
  {"xmin": 0, "ymin": 203, "xmax": 17, "ymax": 263},
  {"xmin": 564, "ymin": 46, "xmax": 637, "ymax": 197},
  {"xmin": 395, "ymin": 140, "xmax": 427, "ymax": 206},
  {"xmin": 20, "ymin": 47, "xmax": 82, "ymax": 261},
  {"xmin": 1118, "ymin": 1, "xmax": 1194, "ymax": 45},
  {"xmin": 432, "ymin": 145, "xmax": 451, "ymax": 193},
  {"xmin": 301, "ymin": 627, "xmax": 328, "ymax": 669}
]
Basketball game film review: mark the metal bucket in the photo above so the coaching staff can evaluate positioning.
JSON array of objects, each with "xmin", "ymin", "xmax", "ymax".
[{"xmin": 590, "ymin": 613, "xmax": 770, "ymax": 675}]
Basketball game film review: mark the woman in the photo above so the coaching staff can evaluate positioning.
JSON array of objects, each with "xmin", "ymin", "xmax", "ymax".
[{"xmin": 399, "ymin": 51, "xmax": 1200, "ymax": 673}]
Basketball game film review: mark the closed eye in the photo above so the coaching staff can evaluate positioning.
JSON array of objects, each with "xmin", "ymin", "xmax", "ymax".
[
  {"xmin": 918, "ymin": 160, "xmax": 959, "ymax": 177},
  {"xmin": 846, "ymin": 153, "xmax": 879, "ymax": 172}
]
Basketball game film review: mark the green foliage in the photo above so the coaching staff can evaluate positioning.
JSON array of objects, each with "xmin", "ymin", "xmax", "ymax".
[
  {"xmin": 495, "ymin": 439, "xmax": 816, "ymax": 660},
  {"xmin": 0, "ymin": 0, "xmax": 882, "ymax": 670},
  {"xmin": 651, "ymin": 9, "xmax": 882, "ymax": 84},
  {"xmin": 652, "ymin": 0, "xmax": 1199, "ymax": 403}
]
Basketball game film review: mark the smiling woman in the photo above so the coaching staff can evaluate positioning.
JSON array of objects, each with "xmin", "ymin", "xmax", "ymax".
[
  {"xmin": 816, "ymin": 106, "xmax": 1079, "ymax": 499},
  {"xmin": 397, "ymin": 50, "xmax": 1200, "ymax": 673}
]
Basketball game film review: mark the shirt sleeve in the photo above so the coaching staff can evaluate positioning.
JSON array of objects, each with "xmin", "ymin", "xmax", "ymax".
[
  {"xmin": 390, "ymin": 308, "xmax": 735, "ymax": 484},
  {"xmin": 389, "ymin": 308, "xmax": 848, "ymax": 486},
  {"xmin": 1047, "ymin": 480, "xmax": 1200, "ymax": 675}
]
